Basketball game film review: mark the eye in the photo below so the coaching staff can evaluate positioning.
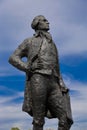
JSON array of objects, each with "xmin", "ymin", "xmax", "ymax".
[{"xmin": 43, "ymin": 19, "xmax": 47, "ymax": 22}]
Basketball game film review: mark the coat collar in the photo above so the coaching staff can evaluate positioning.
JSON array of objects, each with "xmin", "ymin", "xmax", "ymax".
[{"xmin": 33, "ymin": 30, "xmax": 52, "ymax": 42}]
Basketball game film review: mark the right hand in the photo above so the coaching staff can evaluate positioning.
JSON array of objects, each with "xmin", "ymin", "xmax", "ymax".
[
  {"xmin": 31, "ymin": 62, "xmax": 43, "ymax": 71},
  {"xmin": 59, "ymin": 79, "xmax": 69, "ymax": 93}
]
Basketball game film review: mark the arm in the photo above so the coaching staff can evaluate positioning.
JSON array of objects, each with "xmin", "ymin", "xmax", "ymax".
[
  {"xmin": 57, "ymin": 59, "xmax": 69, "ymax": 92},
  {"xmin": 9, "ymin": 39, "xmax": 29, "ymax": 72},
  {"xmin": 55, "ymin": 44, "xmax": 69, "ymax": 92}
]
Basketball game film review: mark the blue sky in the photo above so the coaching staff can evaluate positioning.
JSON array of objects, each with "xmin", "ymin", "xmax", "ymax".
[{"xmin": 0, "ymin": 0, "xmax": 87, "ymax": 130}]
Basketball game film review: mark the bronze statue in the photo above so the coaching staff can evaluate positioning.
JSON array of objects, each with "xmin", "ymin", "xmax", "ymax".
[{"xmin": 9, "ymin": 15, "xmax": 73, "ymax": 130}]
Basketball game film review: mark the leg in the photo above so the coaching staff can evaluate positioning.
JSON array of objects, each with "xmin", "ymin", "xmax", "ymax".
[
  {"xmin": 58, "ymin": 116, "xmax": 73, "ymax": 130},
  {"xmin": 30, "ymin": 73, "xmax": 47, "ymax": 130},
  {"xmin": 48, "ymin": 77, "xmax": 73, "ymax": 130}
]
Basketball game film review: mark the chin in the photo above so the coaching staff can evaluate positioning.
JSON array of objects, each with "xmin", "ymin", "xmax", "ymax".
[{"xmin": 45, "ymin": 27, "xmax": 50, "ymax": 31}]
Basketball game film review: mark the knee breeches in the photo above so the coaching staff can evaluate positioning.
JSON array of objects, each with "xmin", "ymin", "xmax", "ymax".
[{"xmin": 30, "ymin": 73, "xmax": 73, "ymax": 129}]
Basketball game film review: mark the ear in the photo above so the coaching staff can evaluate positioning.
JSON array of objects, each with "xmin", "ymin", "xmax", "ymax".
[{"xmin": 31, "ymin": 18, "xmax": 39, "ymax": 29}]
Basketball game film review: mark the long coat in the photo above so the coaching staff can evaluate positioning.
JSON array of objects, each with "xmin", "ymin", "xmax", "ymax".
[
  {"xmin": 22, "ymin": 78, "xmax": 53, "ymax": 118},
  {"xmin": 9, "ymin": 35, "xmax": 73, "ymax": 121},
  {"xmin": 22, "ymin": 77, "xmax": 73, "ymax": 121}
]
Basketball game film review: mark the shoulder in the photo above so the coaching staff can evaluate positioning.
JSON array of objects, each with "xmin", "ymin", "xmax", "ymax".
[
  {"xmin": 23, "ymin": 36, "xmax": 41, "ymax": 44},
  {"xmin": 21, "ymin": 36, "xmax": 42, "ymax": 48},
  {"xmin": 23, "ymin": 37, "xmax": 33, "ymax": 44},
  {"xmin": 18, "ymin": 37, "xmax": 34, "ymax": 49}
]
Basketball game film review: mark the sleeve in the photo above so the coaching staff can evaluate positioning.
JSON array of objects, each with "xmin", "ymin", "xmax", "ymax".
[
  {"xmin": 54, "ymin": 42, "xmax": 69, "ymax": 92},
  {"xmin": 8, "ymin": 39, "xmax": 29, "ymax": 72}
]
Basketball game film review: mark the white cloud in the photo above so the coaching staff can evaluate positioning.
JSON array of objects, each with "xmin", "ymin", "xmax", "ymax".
[
  {"xmin": 0, "ymin": 86, "xmax": 23, "ymax": 104},
  {"xmin": 0, "ymin": 102, "xmax": 32, "ymax": 130},
  {"xmin": 0, "ymin": 0, "xmax": 87, "ymax": 56},
  {"xmin": 0, "ymin": 0, "xmax": 54, "ymax": 51},
  {"xmin": 57, "ymin": 23, "xmax": 87, "ymax": 56},
  {"xmin": 0, "ymin": 86, "xmax": 32, "ymax": 130}
]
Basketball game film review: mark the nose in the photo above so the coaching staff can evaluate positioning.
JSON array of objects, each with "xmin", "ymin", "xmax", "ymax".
[{"xmin": 46, "ymin": 21, "xmax": 49, "ymax": 24}]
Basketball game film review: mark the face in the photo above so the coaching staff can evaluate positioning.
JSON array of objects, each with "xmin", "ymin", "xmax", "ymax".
[{"xmin": 37, "ymin": 16, "xmax": 50, "ymax": 31}]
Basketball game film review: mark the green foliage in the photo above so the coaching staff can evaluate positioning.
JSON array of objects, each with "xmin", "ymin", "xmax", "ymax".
[
  {"xmin": 46, "ymin": 128, "xmax": 54, "ymax": 130},
  {"xmin": 28, "ymin": 128, "xmax": 32, "ymax": 130},
  {"xmin": 11, "ymin": 127, "xmax": 54, "ymax": 130},
  {"xmin": 11, "ymin": 127, "xmax": 20, "ymax": 130}
]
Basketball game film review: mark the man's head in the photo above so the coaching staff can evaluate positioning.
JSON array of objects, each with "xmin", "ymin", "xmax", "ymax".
[{"xmin": 31, "ymin": 15, "xmax": 49, "ymax": 31}]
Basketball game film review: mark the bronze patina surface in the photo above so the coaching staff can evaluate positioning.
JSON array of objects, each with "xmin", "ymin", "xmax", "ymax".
[{"xmin": 9, "ymin": 15, "xmax": 73, "ymax": 130}]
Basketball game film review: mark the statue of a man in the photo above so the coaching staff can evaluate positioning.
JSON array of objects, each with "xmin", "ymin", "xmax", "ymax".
[{"xmin": 9, "ymin": 15, "xmax": 73, "ymax": 130}]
